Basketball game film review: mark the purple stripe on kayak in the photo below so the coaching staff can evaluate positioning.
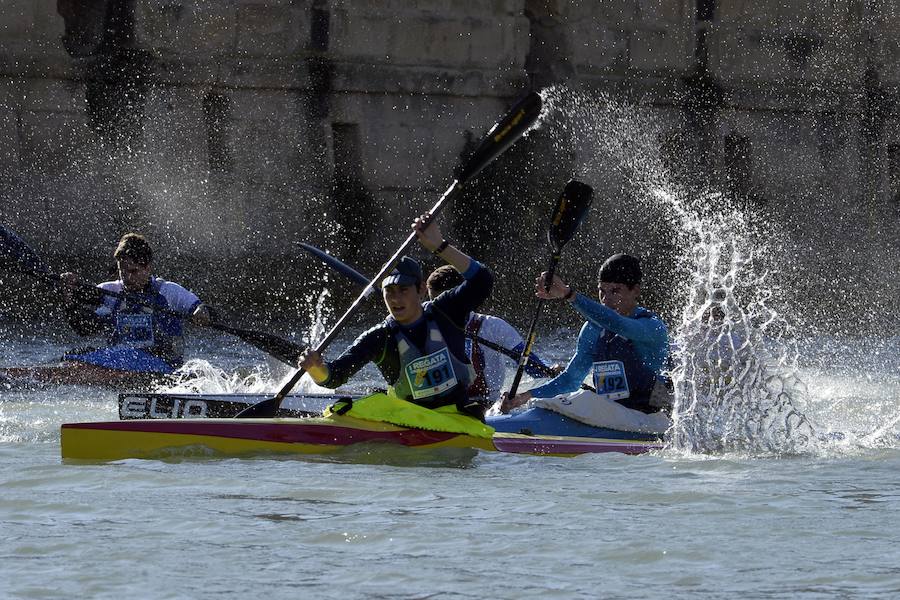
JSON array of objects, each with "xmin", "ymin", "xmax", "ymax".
[
  {"xmin": 492, "ymin": 435, "xmax": 660, "ymax": 455},
  {"xmin": 61, "ymin": 420, "xmax": 460, "ymax": 447}
]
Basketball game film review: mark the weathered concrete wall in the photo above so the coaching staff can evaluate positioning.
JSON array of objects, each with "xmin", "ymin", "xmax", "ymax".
[
  {"xmin": 0, "ymin": 0, "xmax": 533, "ymax": 259},
  {"xmin": 0, "ymin": 0, "xmax": 897, "ymax": 327}
]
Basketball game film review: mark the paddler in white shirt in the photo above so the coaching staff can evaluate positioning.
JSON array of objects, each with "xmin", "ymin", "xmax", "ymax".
[{"xmin": 60, "ymin": 233, "xmax": 212, "ymax": 374}]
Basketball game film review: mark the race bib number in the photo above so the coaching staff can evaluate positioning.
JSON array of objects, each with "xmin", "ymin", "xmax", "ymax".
[
  {"xmin": 592, "ymin": 360, "xmax": 630, "ymax": 401},
  {"xmin": 116, "ymin": 313, "xmax": 155, "ymax": 348},
  {"xmin": 405, "ymin": 347, "xmax": 459, "ymax": 400}
]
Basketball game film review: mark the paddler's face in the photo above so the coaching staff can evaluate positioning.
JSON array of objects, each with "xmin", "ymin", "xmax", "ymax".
[
  {"xmin": 599, "ymin": 281, "xmax": 640, "ymax": 317},
  {"xmin": 383, "ymin": 283, "xmax": 425, "ymax": 324},
  {"xmin": 118, "ymin": 258, "xmax": 151, "ymax": 292}
]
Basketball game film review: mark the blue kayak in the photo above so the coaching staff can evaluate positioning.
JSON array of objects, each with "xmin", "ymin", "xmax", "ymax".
[{"xmin": 489, "ymin": 407, "xmax": 662, "ymax": 442}]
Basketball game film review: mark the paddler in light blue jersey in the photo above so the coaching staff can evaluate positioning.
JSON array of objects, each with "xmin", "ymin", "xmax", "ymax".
[
  {"xmin": 61, "ymin": 233, "xmax": 212, "ymax": 374},
  {"xmin": 501, "ymin": 254, "xmax": 671, "ymax": 422}
]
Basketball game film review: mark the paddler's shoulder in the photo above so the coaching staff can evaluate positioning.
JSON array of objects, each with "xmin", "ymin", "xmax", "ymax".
[
  {"xmin": 152, "ymin": 277, "xmax": 186, "ymax": 293},
  {"xmin": 633, "ymin": 306, "xmax": 666, "ymax": 325}
]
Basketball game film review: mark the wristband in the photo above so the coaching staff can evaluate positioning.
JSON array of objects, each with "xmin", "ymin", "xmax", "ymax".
[
  {"xmin": 563, "ymin": 287, "xmax": 575, "ymax": 301},
  {"xmin": 432, "ymin": 239, "xmax": 450, "ymax": 255}
]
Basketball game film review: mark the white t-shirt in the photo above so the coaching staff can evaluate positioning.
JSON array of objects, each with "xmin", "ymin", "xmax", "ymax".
[
  {"xmin": 95, "ymin": 277, "xmax": 201, "ymax": 317},
  {"xmin": 465, "ymin": 312, "xmax": 530, "ymax": 403}
]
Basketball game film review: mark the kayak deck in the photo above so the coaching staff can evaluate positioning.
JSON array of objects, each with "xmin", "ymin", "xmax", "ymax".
[{"xmin": 60, "ymin": 415, "xmax": 662, "ymax": 461}]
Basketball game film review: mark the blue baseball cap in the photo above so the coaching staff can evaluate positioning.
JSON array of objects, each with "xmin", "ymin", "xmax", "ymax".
[{"xmin": 381, "ymin": 256, "xmax": 423, "ymax": 288}]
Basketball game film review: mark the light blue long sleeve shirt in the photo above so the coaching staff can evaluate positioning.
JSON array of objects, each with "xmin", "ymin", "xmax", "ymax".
[{"xmin": 528, "ymin": 293, "xmax": 669, "ymax": 398}]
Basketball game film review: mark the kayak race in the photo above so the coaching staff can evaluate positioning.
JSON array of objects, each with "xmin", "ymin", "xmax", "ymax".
[{"xmin": 1, "ymin": 3, "xmax": 899, "ymax": 599}]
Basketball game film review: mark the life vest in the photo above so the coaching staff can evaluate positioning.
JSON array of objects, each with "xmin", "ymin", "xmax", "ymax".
[
  {"xmin": 592, "ymin": 313, "xmax": 659, "ymax": 414},
  {"xmin": 464, "ymin": 313, "xmax": 491, "ymax": 402},
  {"xmin": 386, "ymin": 309, "xmax": 476, "ymax": 413},
  {"xmin": 105, "ymin": 280, "xmax": 185, "ymax": 366}
]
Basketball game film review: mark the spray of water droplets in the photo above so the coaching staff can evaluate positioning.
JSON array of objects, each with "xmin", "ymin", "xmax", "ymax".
[
  {"xmin": 537, "ymin": 86, "xmax": 818, "ymax": 455},
  {"xmin": 157, "ymin": 286, "xmax": 337, "ymax": 394}
]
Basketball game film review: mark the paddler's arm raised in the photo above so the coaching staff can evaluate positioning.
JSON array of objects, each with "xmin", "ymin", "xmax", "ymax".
[
  {"xmin": 535, "ymin": 271, "xmax": 665, "ymax": 345},
  {"xmin": 413, "ymin": 213, "xmax": 493, "ymax": 326},
  {"xmin": 413, "ymin": 213, "xmax": 470, "ymax": 273}
]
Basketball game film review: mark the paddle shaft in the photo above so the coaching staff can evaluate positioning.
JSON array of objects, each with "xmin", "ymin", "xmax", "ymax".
[
  {"xmin": 504, "ymin": 179, "xmax": 594, "ymax": 399},
  {"xmin": 235, "ymin": 91, "xmax": 543, "ymax": 418},
  {"xmin": 506, "ymin": 254, "xmax": 560, "ymax": 398}
]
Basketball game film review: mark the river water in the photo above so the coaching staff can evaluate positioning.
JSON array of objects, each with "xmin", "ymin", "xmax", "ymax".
[
  {"xmin": 1, "ymin": 322, "xmax": 899, "ymax": 599},
  {"xmin": 3, "ymin": 88, "xmax": 899, "ymax": 598}
]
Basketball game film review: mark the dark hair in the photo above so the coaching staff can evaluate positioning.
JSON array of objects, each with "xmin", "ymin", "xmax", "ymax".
[
  {"xmin": 426, "ymin": 264, "xmax": 463, "ymax": 298},
  {"xmin": 114, "ymin": 233, "xmax": 153, "ymax": 266},
  {"xmin": 598, "ymin": 253, "xmax": 641, "ymax": 288}
]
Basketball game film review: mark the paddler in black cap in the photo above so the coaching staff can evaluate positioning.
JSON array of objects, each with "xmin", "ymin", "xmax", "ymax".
[
  {"xmin": 298, "ymin": 214, "xmax": 494, "ymax": 420},
  {"xmin": 501, "ymin": 253, "xmax": 670, "ymax": 418}
]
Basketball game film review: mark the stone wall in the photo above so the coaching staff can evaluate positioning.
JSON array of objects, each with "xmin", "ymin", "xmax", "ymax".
[{"xmin": 0, "ymin": 0, "xmax": 897, "ymax": 327}]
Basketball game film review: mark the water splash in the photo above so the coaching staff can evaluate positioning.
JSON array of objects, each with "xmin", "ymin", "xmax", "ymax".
[
  {"xmin": 156, "ymin": 286, "xmax": 338, "ymax": 395},
  {"xmin": 663, "ymin": 201, "xmax": 816, "ymax": 454},
  {"xmin": 154, "ymin": 359, "xmax": 275, "ymax": 394},
  {"xmin": 303, "ymin": 286, "xmax": 333, "ymax": 348},
  {"xmin": 538, "ymin": 86, "xmax": 820, "ymax": 455}
]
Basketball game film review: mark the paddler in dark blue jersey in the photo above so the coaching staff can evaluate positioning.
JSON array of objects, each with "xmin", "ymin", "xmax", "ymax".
[
  {"xmin": 299, "ymin": 214, "xmax": 493, "ymax": 421},
  {"xmin": 61, "ymin": 233, "xmax": 212, "ymax": 374},
  {"xmin": 501, "ymin": 254, "xmax": 671, "ymax": 428}
]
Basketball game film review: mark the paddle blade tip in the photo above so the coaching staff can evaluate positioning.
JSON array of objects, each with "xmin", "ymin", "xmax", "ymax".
[
  {"xmin": 549, "ymin": 179, "xmax": 594, "ymax": 249},
  {"xmin": 455, "ymin": 91, "xmax": 544, "ymax": 184},
  {"xmin": 233, "ymin": 397, "xmax": 279, "ymax": 419}
]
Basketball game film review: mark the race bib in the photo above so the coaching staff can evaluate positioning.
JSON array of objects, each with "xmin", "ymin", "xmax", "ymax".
[
  {"xmin": 405, "ymin": 347, "xmax": 459, "ymax": 400},
  {"xmin": 116, "ymin": 313, "xmax": 155, "ymax": 348},
  {"xmin": 592, "ymin": 360, "xmax": 630, "ymax": 401}
]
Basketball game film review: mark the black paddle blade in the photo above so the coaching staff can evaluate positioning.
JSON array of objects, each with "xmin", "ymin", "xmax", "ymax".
[
  {"xmin": 234, "ymin": 395, "xmax": 280, "ymax": 419},
  {"xmin": 212, "ymin": 323, "xmax": 306, "ymax": 367},
  {"xmin": 296, "ymin": 242, "xmax": 369, "ymax": 288},
  {"xmin": 455, "ymin": 91, "xmax": 543, "ymax": 184},
  {"xmin": 0, "ymin": 224, "xmax": 50, "ymax": 276},
  {"xmin": 548, "ymin": 179, "xmax": 594, "ymax": 252}
]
